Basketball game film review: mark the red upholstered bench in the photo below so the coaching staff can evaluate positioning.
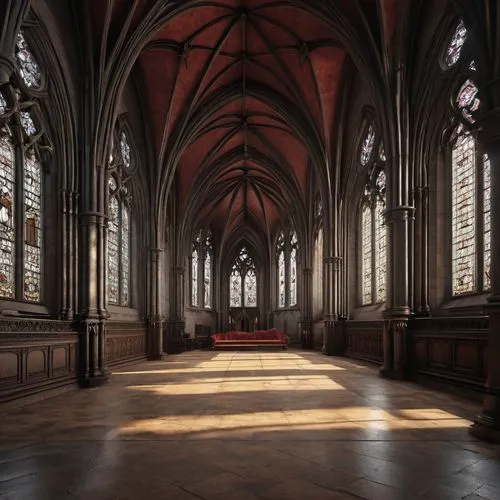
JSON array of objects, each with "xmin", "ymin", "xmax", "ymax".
[{"xmin": 211, "ymin": 329, "xmax": 289, "ymax": 350}]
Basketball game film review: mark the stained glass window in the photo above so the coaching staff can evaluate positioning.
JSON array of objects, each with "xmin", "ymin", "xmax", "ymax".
[
  {"xmin": 290, "ymin": 247, "xmax": 297, "ymax": 306},
  {"xmin": 0, "ymin": 93, "xmax": 7, "ymax": 115},
  {"xmin": 452, "ymin": 132, "xmax": 476, "ymax": 294},
  {"xmin": 20, "ymin": 112, "xmax": 36, "ymax": 136},
  {"xmin": 245, "ymin": 269, "xmax": 257, "ymax": 307},
  {"xmin": 230, "ymin": 270, "xmax": 242, "ymax": 307},
  {"xmin": 191, "ymin": 248, "xmax": 199, "ymax": 307},
  {"xmin": 374, "ymin": 196, "xmax": 386, "ymax": 303},
  {"xmin": 289, "ymin": 231, "xmax": 298, "ymax": 307},
  {"xmin": 23, "ymin": 153, "xmax": 42, "ymax": 301},
  {"xmin": 204, "ymin": 237, "xmax": 212, "ymax": 308},
  {"xmin": 360, "ymin": 168, "xmax": 386, "ymax": 305},
  {"xmin": 361, "ymin": 205, "xmax": 372, "ymax": 305},
  {"xmin": 444, "ymin": 21, "xmax": 467, "ymax": 68},
  {"xmin": 0, "ymin": 134, "xmax": 15, "ymax": 298},
  {"xmin": 456, "ymin": 79, "xmax": 480, "ymax": 123},
  {"xmin": 107, "ymin": 175, "xmax": 130, "ymax": 306},
  {"xmin": 229, "ymin": 247, "xmax": 257, "ymax": 308},
  {"xmin": 120, "ymin": 131, "xmax": 131, "ymax": 169},
  {"xmin": 121, "ymin": 205, "xmax": 130, "ymax": 305},
  {"xmin": 278, "ymin": 250, "xmax": 285, "ymax": 307},
  {"xmin": 483, "ymin": 154, "xmax": 491, "ymax": 290},
  {"xmin": 360, "ymin": 125, "xmax": 376, "ymax": 166},
  {"xmin": 15, "ymin": 31, "xmax": 42, "ymax": 89},
  {"xmin": 107, "ymin": 190, "xmax": 120, "ymax": 305}
]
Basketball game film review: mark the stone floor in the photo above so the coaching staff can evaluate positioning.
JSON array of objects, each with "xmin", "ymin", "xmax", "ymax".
[{"xmin": 1, "ymin": 350, "xmax": 500, "ymax": 500}]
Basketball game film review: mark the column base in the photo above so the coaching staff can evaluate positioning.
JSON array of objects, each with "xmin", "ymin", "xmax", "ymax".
[
  {"xmin": 147, "ymin": 353, "xmax": 165, "ymax": 361},
  {"xmin": 78, "ymin": 374, "xmax": 109, "ymax": 388},
  {"xmin": 469, "ymin": 415, "xmax": 500, "ymax": 443},
  {"xmin": 379, "ymin": 366, "xmax": 406, "ymax": 380}
]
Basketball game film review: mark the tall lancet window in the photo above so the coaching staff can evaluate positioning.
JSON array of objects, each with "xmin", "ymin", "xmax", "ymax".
[
  {"xmin": 107, "ymin": 176, "xmax": 131, "ymax": 306},
  {"xmin": 0, "ymin": 30, "xmax": 50, "ymax": 302},
  {"xmin": 450, "ymin": 126, "xmax": 490, "ymax": 295},
  {"xmin": 204, "ymin": 232, "xmax": 212, "ymax": 308},
  {"xmin": 191, "ymin": 230, "xmax": 201, "ymax": 307},
  {"xmin": 289, "ymin": 231, "xmax": 298, "ymax": 306},
  {"xmin": 358, "ymin": 123, "xmax": 386, "ymax": 306},
  {"xmin": 107, "ymin": 125, "xmax": 133, "ymax": 306},
  {"xmin": 276, "ymin": 228, "xmax": 299, "ymax": 308},
  {"xmin": 229, "ymin": 247, "xmax": 257, "ymax": 308},
  {"xmin": 277, "ymin": 231, "xmax": 286, "ymax": 308}
]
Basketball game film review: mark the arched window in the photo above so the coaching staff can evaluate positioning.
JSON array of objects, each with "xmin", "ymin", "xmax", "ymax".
[
  {"xmin": 107, "ymin": 126, "xmax": 133, "ymax": 306},
  {"xmin": 450, "ymin": 126, "xmax": 490, "ymax": 295},
  {"xmin": 0, "ymin": 31, "xmax": 49, "ymax": 303},
  {"xmin": 276, "ymin": 229, "xmax": 299, "ymax": 308},
  {"xmin": 107, "ymin": 176, "xmax": 131, "ymax": 306},
  {"xmin": 289, "ymin": 232, "xmax": 298, "ymax": 306},
  {"xmin": 190, "ymin": 230, "xmax": 201, "ymax": 307},
  {"xmin": 204, "ymin": 233, "xmax": 212, "ymax": 308},
  {"xmin": 358, "ymin": 125, "xmax": 386, "ymax": 306},
  {"xmin": 277, "ymin": 231, "xmax": 285, "ymax": 308},
  {"xmin": 229, "ymin": 247, "xmax": 257, "ymax": 308},
  {"xmin": 190, "ymin": 229, "xmax": 213, "ymax": 308}
]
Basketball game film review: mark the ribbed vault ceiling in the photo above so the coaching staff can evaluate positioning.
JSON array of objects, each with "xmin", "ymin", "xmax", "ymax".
[{"xmin": 90, "ymin": 0, "xmax": 399, "ymax": 247}]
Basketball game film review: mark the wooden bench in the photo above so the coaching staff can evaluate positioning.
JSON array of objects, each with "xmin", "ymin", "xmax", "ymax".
[{"xmin": 211, "ymin": 329, "xmax": 288, "ymax": 350}]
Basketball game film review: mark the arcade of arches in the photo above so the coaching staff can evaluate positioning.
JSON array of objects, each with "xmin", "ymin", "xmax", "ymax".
[{"xmin": 2, "ymin": 0, "xmax": 500, "ymax": 455}]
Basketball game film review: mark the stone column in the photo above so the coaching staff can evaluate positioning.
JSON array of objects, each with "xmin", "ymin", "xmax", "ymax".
[
  {"xmin": 300, "ymin": 267, "xmax": 313, "ymax": 349},
  {"xmin": 381, "ymin": 205, "xmax": 415, "ymax": 379},
  {"xmin": 147, "ymin": 248, "xmax": 163, "ymax": 360},
  {"xmin": 78, "ymin": 211, "xmax": 108, "ymax": 387},
  {"xmin": 323, "ymin": 256, "xmax": 343, "ymax": 354}
]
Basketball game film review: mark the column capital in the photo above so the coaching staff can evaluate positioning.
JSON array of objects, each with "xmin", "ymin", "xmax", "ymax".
[{"xmin": 383, "ymin": 206, "xmax": 416, "ymax": 223}]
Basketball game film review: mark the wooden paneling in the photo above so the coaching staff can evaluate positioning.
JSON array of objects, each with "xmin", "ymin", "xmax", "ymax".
[
  {"xmin": 410, "ymin": 317, "xmax": 488, "ymax": 391},
  {"xmin": 345, "ymin": 320, "xmax": 383, "ymax": 364},
  {"xmin": 0, "ymin": 319, "xmax": 78, "ymax": 403},
  {"xmin": 105, "ymin": 322, "xmax": 147, "ymax": 367}
]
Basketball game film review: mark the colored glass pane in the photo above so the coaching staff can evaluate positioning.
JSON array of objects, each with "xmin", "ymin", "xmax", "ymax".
[
  {"xmin": 444, "ymin": 21, "xmax": 467, "ymax": 67},
  {"xmin": 452, "ymin": 133, "xmax": 476, "ymax": 295},
  {"xmin": 15, "ymin": 31, "xmax": 42, "ymax": 88},
  {"xmin": 0, "ymin": 135, "xmax": 15, "ymax": 298}
]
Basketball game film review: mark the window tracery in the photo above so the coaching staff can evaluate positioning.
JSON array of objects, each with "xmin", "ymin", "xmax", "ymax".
[
  {"xmin": 444, "ymin": 20, "xmax": 467, "ymax": 68},
  {"xmin": 358, "ymin": 127, "xmax": 386, "ymax": 306},
  {"xmin": 15, "ymin": 31, "xmax": 42, "ymax": 89},
  {"xmin": 0, "ymin": 29, "xmax": 50, "ymax": 303},
  {"xmin": 204, "ymin": 233, "xmax": 212, "ymax": 308},
  {"xmin": 190, "ymin": 230, "xmax": 213, "ymax": 308},
  {"xmin": 229, "ymin": 247, "xmax": 257, "ymax": 308},
  {"xmin": 106, "ymin": 124, "xmax": 133, "ymax": 307},
  {"xmin": 360, "ymin": 125, "xmax": 376, "ymax": 166},
  {"xmin": 456, "ymin": 79, "xmax": 480, "ymax": 123},
  {"xmin": 276, "ymin": 228, "xmax": 299, "ymax": 308}
]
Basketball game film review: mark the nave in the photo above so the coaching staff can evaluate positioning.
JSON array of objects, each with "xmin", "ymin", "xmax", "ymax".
[{"xmin": 1, "ymin": 351, "xmax": 499, "ymax": 500}]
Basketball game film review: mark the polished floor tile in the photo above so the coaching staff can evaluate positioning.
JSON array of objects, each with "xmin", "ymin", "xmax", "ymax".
[{"xmin": 1, "ymin": 350, "xmax": 499, "ymax": 499}]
